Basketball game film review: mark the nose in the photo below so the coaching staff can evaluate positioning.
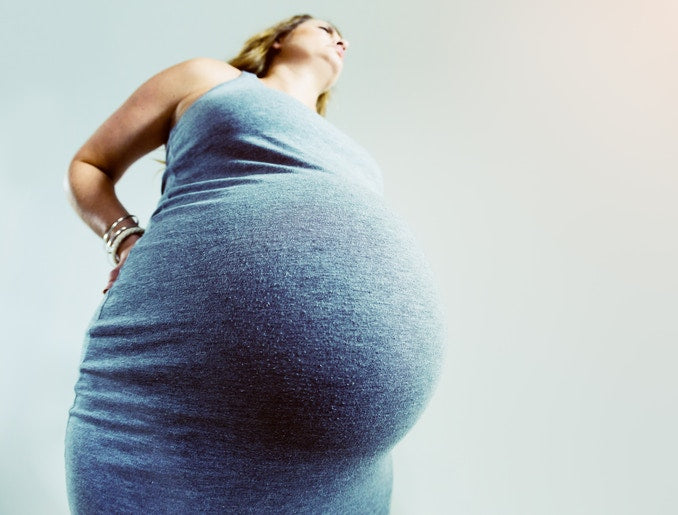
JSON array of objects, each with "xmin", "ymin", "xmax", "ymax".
[{"xmin": 337, "ymin": 38, "xmax": 349, "ymax": 50}]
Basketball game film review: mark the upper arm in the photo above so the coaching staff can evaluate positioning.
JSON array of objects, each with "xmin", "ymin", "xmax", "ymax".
[{"xmin": 72, "ymin": 57, "xmax": 239, "ymax": 183}]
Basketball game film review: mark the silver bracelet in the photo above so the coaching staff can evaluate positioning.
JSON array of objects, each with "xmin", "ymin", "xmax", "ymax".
[
  {"xmin": 108, "ymin": 226, "xmax": 145, "ymax": 265},
  {"xmin": 105, "ymin": 226, "xmax": 136, "ymax": 250},
  {"xmin": 103, "ymin": 215, "xmax": 138, "ymax": 246}
]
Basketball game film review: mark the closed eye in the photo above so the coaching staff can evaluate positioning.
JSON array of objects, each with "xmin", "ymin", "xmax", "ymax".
[{"xmin": 319, "ymin": 25, "xmax": 334, "ymax": 35}]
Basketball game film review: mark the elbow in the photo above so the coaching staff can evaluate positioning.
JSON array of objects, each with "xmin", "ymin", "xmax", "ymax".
[
  {"xmin": 64, "ymin": 156, "xmax": 117, "ymax": 213},
  {"xmin": 64, "ymin": 156, "xmax": 97, "ymax": 211},
  {"xmin": 64, "ymin": 158, "xmax": 81, "ymax": 205},
  {"xmin": 63, "ymin": 160, "xmax": 75, "ymax": 201}
]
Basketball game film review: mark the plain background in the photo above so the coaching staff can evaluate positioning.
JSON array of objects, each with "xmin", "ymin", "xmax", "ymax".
[{"xmin": 1, "ymin": 0, "xmax": 676, "ymax": 513}]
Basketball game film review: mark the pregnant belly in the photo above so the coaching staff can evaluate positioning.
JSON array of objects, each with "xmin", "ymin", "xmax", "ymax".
[{"xmin": 79, "ymin": 175, "xmax": 445, "ymax": 460}]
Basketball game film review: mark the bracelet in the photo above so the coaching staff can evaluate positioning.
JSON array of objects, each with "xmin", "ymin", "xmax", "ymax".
[
  {"xmin": 108, "ymin": 226, "xmax": 145, "ymax": 265},
  {"xmin": 105, "ymin": 226, "xmax": 136, "ymax": 250},
  {"xmin": 103, "ymin": 215, "xmax": 138, "ymax": 246}
]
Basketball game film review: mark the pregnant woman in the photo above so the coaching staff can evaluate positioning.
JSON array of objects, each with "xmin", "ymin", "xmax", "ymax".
[{"xmin": 65, "ymin": 14, "xmax": 444, "ymax": 513}]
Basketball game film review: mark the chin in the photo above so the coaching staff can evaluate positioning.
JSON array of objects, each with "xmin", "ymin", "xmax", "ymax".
[{"xmin": 324, "ymin": 61, "xmax": 343, "ymax": 85}]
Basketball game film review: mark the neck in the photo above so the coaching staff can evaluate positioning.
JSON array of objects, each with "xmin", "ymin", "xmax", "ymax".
[{"xmin": 260, "ymin": 64, "xmax": 332, "ymax": 112}]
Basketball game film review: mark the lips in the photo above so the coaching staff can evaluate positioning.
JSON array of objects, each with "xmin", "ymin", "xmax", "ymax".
[{"xmin": 335, "ymin": 47, "xmax": 345, "ymax": 59}]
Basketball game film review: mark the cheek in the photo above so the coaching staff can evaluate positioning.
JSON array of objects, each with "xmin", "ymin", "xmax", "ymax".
[{"xmin": 284, "ymin": 31, "xmax": 316, "ymax": 50}]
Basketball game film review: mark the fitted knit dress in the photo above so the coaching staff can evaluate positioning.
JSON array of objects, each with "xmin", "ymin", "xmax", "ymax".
[{"xmin": 65, "ymin": 70, "xmax": 445, "ymax": 514}]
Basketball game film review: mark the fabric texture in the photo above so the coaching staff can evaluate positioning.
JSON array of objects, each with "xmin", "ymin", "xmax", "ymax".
[{"xmin": 65, "ymin": 71, "xmax": 445, "ymax": 514}]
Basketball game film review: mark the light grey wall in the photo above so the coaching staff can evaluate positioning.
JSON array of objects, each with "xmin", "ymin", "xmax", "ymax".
[{"xmin": 1, "ymin": 0, "xmax": 676, "ymax": 513}]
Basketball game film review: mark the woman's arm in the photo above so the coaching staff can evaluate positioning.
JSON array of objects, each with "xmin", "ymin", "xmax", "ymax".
[
  {"xmin": 65, "ymin": 57, "xmax": 239, "ymax": 288},
  {"xmin": 66, "ymin": 57, "xmax": 239, "ymax": 236}
]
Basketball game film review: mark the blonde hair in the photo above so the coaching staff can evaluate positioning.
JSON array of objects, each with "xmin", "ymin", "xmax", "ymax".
[{"xmin": 228, "ymin": 14, "xmax": 336, "ymax": 116}]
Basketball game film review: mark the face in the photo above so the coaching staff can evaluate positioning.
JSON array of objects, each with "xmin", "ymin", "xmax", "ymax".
[{"xmin": 273, "ymin": 19, "xmax": 349, "ymax": 79}]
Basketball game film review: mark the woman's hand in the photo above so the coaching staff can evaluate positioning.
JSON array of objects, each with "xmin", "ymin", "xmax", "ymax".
[{"xmin": 103, "ymin": 233, "xmax": 141, "ymax": 294}]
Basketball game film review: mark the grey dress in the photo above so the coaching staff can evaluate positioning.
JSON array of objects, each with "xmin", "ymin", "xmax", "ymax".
[{"xmin": 65, "ymin": 71, "xmax": 445, "ymax": 514}]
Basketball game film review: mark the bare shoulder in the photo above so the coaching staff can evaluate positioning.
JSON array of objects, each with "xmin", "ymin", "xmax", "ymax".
[
  {"xmin": 171, "ymin": 57, "xmax": 241, "ymax": 83},
  {"xmin": 71, "ymin": 58, "xmax": 242, "ymax": 180},
  {"xmin": 154, "ymin": 57, "xmax": 240, "ymax": 106},
  {"xmin": 135, "ymin": 57, "xmax": 240, "ymax": 114}
]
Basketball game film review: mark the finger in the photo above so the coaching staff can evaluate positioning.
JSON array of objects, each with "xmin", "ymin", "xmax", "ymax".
[{"xmin": 103, "ymin": 264, "xmax": 123, "ymax": 294}]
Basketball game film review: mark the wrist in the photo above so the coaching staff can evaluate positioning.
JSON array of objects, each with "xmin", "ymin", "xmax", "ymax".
[
  {"xmin": 102, "ymin": 215, "xmax": 138, "ymax": 246},
  {"xmin": 102, "ymin": 214, "xmax": 145, "ymax": 265},
  {"xmin": 117, "ymin": 233, "xmax": 141, "ymax": 258},
  {"xmin": 107, "ymin": 226, "xmax": 145, "ymax": 265}
]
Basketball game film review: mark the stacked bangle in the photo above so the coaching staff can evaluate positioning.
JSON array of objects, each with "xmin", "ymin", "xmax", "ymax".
[
  {"xmin": 103, "ymin": 215, "xmax": 138, "ymax": 246},
  {"xmin": 108, "ymin": 227, "xmax": 145, "ymax": 265},
  {"xmin": 103, "ymin": 215, "xmax": 145, "ymax": 265}
]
